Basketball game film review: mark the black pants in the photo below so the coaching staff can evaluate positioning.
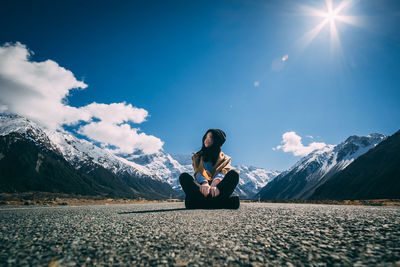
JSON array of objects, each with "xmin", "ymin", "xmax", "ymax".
[{"xmin": 179, "ymin": 170, "xmax": 239, "ymax": 207}]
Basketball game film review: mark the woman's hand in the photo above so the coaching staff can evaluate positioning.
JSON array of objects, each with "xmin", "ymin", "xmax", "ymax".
[
  {"xmin": 210, "ymin": 186, "xmax": 220, "ymax": 197},
  {"xmin": 200, "ymin": 182, "xmax": 210, "ymax": 197}
]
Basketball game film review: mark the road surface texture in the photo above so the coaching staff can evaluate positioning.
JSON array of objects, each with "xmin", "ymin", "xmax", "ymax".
[{"xmin": 1, "ymin": 202, "xmax": 399, "ymax": 266}]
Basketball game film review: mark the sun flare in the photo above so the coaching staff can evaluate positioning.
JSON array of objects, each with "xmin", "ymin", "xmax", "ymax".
[
  {"xmin": 297, "ymin": 0, "xmax": 359, "ymax": 56},
  {"xmin": 325, "ymin": 10, "xmax": 337, "ymax": 23}
]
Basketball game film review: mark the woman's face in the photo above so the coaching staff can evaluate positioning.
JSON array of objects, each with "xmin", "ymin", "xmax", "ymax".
[{"xmin": 204, "ymin": 132, "xmax": 213, "ymax": 148}]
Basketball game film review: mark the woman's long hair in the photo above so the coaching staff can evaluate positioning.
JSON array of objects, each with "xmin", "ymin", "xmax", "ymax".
[{"xmin": 195, "ymin": 130, "xmax": 221, "ymax": 166}]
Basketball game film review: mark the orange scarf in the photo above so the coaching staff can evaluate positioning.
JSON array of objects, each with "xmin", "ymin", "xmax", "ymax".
[{"xmin": 192, "ymin": 151, "xmax": 231, "ymax": 181}]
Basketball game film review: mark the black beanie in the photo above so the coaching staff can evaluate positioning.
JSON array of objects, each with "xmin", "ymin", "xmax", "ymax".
[{"xmin": 206, "ymin": 129, "xmax": 226, "ymax": 147}]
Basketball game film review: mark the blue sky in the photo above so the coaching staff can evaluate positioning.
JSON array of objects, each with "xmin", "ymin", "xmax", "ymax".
[{"xmin": 1, "ymin": 0, "xmax": 399, "ymax": 170}]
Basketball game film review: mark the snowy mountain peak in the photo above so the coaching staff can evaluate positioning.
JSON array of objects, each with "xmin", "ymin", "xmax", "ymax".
[
  {"xmin": 342, "ymin": 133, "xmax": 386, "ymax": 148},
  {"xmin": 0, "ymin": 113, "xmax": 156, "ymax": 178},
  {"xmin": 1, "ymin": 113, "xmax": 280, "ymax": 199},
  {"xmin": 287, "ymin": 144, "xmax": 335, "ymax": 173},
  {"xmin": 335, "ymin": 133, "xmax": 387, "ymax": 163},
  {"xmin": 287, "ymin": 133, "xmax": 387, "ymax": 175},
  {"xmin": 0, "ymin": 113, "xmax": 57, "ymax": 152},
  {"xmin": 258, "ymin": 132, "xmax": 388, "ymax": 200},
  {"xmin": 116, "ymin": 149, "xmax": 282, "ymax": 199}
]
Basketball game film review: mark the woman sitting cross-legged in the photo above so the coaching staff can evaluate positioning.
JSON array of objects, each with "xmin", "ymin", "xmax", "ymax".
[{"xmin": 179, "ymin": 128, "xmax": 240, "ymax": 209}]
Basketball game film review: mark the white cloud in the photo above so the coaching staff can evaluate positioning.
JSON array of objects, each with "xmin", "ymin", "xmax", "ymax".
[
  {"xmin": 273, "ymin": 131, "xmax": 327, "ymax": 156},
  {"xmin": 81, "ymin": 102, "xmax": 148, "ymax": 124},
  {"xmin": 254, "ymin": 81, "xmax": 260, "ymax": 87},
  {"xmin": 77, "ymin": 121, "xmax": 163, "ymax": 154},
  {"xmin": 0, "ymin": 41, "xmax": 163, "ymax": 155},
  {"xmin": 0, "ymin": 41, "xmax": 89, "ymax": 129}
]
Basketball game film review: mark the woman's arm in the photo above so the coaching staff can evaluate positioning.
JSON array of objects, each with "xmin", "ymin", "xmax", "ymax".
[
  {"xmin": 195, "ymin": 172, "xmax": 208, "ymax": 185},
  {"xmin": 210, "ymin": 172, "xmax": 224, "ymax": 187},
  {"xmin": 210, "ymin": 179, "xmax": 220, "ymax": 187},
  {"xmin": 210, "ymin": 176, "xmax": 222, "ymax": 197}
]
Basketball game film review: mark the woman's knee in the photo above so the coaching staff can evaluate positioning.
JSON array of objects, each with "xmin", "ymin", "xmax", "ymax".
[
  {"xmin": 179, "ymin": 172, "xmax": 193, "ymax": 184},
  {"xmin": 226, "ymin": 169, "xmax": 239, "ymax": 183}
]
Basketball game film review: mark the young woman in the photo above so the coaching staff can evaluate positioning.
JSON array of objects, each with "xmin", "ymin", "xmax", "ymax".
[{"xmin": 179, "ymin": 129, "xmax": 240, "ymax": 209}]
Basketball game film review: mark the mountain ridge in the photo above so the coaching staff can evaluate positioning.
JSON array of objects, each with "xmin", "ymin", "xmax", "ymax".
[
  {"xmin": 0, "ymin": 113, "xmax": 179, "ymax": 199},
  {"xmin": 310, "ymin": 129, "xmax": 400, "ymax": 200},
  {"xmin": 255, "ymin": 132, "xmax": 387, "ymax": 200},
  {"xmin": 0, "ymin": 113, "xmax": 280, "ymax": 199}
]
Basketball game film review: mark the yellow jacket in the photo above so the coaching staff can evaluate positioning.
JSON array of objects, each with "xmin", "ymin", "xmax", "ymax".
[{"xmin": 191, "ymin": 151, "xmax": 232, "ymax": 181}]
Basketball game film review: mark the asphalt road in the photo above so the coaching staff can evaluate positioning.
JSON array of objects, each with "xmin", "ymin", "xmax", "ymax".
[{"xmin": 1, "ymin": 202, "xmax": 399, "ymax": 266}]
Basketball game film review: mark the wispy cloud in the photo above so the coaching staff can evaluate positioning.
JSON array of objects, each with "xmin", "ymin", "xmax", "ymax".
[
  {"xmin": 0, "ymin": 41, "xmax": 163, "ymax": 154},
  {"xmin": 273, "ymin": 131, "xmax": 328, "ymax": 156}
]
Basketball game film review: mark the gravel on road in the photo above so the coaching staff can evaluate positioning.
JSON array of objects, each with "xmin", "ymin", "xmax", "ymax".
[{"xmin": 1, "ymin": 202, "xmax": 399, "ymax": 266}]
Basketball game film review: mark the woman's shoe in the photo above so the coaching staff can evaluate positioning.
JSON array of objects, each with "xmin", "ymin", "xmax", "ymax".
[
  {"xmin": 227, "ymin": 195, "xmax": 240, "ymax": 209},
  {"xmin": 185, "ymin": 197, "xmax": 209, "ymax": 209},
  {"xmin": 184, "ymin": 197, "xmax": 197, "ymax": 209},
  {"xmin": 211, "ymin": 195, "xmax": 240, "ymax": 209}
]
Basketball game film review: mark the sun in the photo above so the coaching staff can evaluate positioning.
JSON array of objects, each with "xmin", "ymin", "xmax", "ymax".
[
  {"xmin": 296, "ymin": 0, "xmax": 359, "ymax": 55},
  {"xmin": 325, "ymin": 9, "xmax": 337, "ymax": 23},
  {"xmin": 320, "ymin": 0, "xmax": 342, "ymax": 25}
]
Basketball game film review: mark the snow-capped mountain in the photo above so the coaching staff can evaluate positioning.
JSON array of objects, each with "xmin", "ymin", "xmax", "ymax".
[
  {"xmin": 0, "ymin": 114, "xmax": 179, "ymax": 199},
  {"xmin": 46, "ymin": 129, "xmax": 155, "ymax": 179},
  {"xmin": 232, "ymin": 165, "xmax": 281, "ymax": 199},
  {"xmin": 0, "ymin": 114, "xmax": 154, "ymax": 179},
  {"xmin": 0, "ymin": 113, "xmax": 59, "ymax": 152},
  {"xmin": 171, "ymin": 154, "xmax": 193, "ymax": 166},
  {"xmin": 0, "ymin": 113, "xmax": 281, "ymax": 199},
  {"xmin": 310, "ymin": 130, "xmax": 400, "ymax": 200},
  {"xmin": 3, "ymin": 113, "xmax": 389, "ymax": 201},
  {"xmin": 126, "ymin": 153, "xmax": 281, "ymax": 199},
  {"xmin": 255, "ymin": 133, "xmax": 387, "ymax": 200},
  {"xmin": 117, "ymin": 151, "xmax": 192, "ymax": 192}
]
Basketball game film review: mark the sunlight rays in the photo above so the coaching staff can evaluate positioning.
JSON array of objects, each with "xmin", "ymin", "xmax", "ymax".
[{"xmin": 296, "ymin": 0, "xmax": 359, "ymax": 57}]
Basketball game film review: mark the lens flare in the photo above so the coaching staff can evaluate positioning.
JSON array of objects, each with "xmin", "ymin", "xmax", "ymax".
[{"xmin": 296, "ymin": 0, "xmax": 360, "ymax": 58}]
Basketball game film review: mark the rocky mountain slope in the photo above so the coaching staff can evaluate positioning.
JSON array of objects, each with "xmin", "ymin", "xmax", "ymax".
[
  {"xmin": 0, "ymin": 114, "xmax": 179, "ymax": 199},
  {"xmin": 255, "ymin": 133, "xmax": 387, "ymax": 200},
  {"xmin": 310, "ymin": 130, "xmax": 400, "ymax": 200}
]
